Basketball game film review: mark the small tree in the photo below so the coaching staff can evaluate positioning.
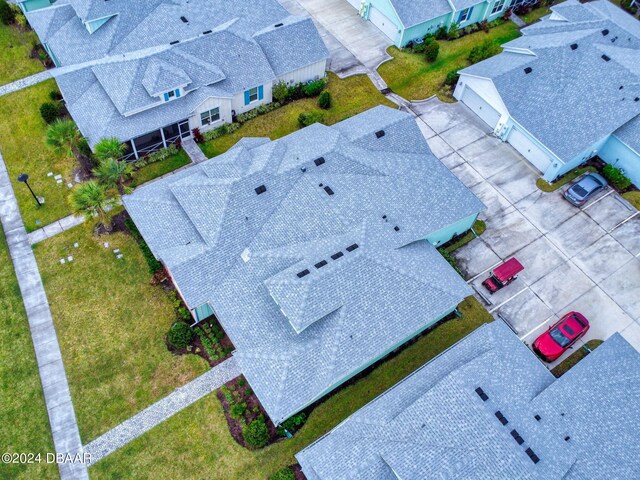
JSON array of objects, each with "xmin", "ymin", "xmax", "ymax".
[
  {"xmin": 0, "ymin": 0, "xmax": 15, "ymax": 25},
  {"xmin": 424, "ymin": 40, "xmax": 440, "ymax": 62},
  {"xmin": 46, "ymin": 119, "xmax": 93, "ymax": 174},
  {"xmin": 243, "ymin": 416, "xmax": 269, "ymax": 449},
  {"xmin": 93, "ymin": 158, "xmax": 133, "ymax": 195},
  {"xmin": 298, "ymin": 111, "xmax": 324, "ymax": 127},
  {"xmin": 167, "ymin": 322, "xmax": 194, "ymax": 350},
  {"xmin": 40, "ymin": 102, "xmax": 61, "ymax": 124},
  {"xmin": 69, "ymin": 181, "xmax": 114, "ymax": 230},
  {"xmin": 94, "ymin": 137, "xmax": 127, "ymax": 162},
  {"xmin": 435, "ymin": 25, "xmax": 448, "ymax": 40},
  {"xmin": 444, "ymin": 69, "xmax": 460, "ymax": 86},
  {"xmin": 448, "ymin": 22, "xmax": 459, "ymax": 40},
  {"xmin": 272, "ymin": 81, "xmax": 289, "ymax": 104},
  {"xmin": 318, "ymin": 91, "xmax": 331, "ymax": 109},
  {"xmin": 302, "ymin": 79, "xmax": 326, "ymax": 97}
]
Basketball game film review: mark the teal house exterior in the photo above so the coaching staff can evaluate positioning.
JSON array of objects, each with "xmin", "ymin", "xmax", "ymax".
[
  {"xmin": 17, "ymin": 0, "xmax": 55, "ymax": 13},
  {"xmin": 347, "ymin": 0, "xmax": 514, "ymax": 46}
]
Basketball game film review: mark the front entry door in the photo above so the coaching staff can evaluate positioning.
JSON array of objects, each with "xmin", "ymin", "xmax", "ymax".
[{"xmin": 179, "ymin": 120, "xmax": 191, "ymax": 138}]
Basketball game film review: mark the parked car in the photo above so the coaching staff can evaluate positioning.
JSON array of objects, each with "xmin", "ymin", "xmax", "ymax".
[
  {"xmin": 482, "ymin": 257, "xmax": 524, "ymax": 294},
  {"xmin": 532, "ymin": 312, "xmax": 590, "ymax": 362},
  {"xmin": 563, "ymin": 173, "xmax": 607, "ymax": 206}
]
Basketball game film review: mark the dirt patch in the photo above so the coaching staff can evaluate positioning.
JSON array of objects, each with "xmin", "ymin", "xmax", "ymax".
[{"xmin": 216, "ymin": 375, "xmax": 280, "ymax": 449}]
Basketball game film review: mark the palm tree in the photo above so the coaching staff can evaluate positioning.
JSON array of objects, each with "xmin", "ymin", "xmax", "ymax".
[
  {"xmin": 93, "ymin": 158, "xmax": 133, "ymax": 195},
  {"xmin": 94, "ymin": 137, "xmax": 127, "ymax": 162},
  {"xmin": 69, "ymin": 181, "xmax": 114, "ymax": 231},
  {"xmin": 46, "ymin": 119, "xmax": 92, "ymax": 175}
]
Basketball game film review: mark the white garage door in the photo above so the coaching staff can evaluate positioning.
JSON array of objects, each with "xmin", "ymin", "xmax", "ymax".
[
  {"xmin": 507, "ymin": 126, "xmax": 552, "ymax": 173},
  {"xmin": 460, "ymin": 86, "xmax": 501, "ymax": 129},
  {"xmin": 347, "ymin": 0, "xmax": 360, "ymax": 9},
  {"xmin": 369, "ymin": 6, "xmax": 398, "ymax": 42}
]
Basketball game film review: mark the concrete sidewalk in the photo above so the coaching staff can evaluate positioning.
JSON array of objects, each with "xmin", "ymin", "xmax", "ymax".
[
  {"xmin": 28, "ymin": 214, "xmax": 85, "ymax": 245},
  {"xmin": 0, "ymin": 151, "xmax": 88, "ymax": 480}
]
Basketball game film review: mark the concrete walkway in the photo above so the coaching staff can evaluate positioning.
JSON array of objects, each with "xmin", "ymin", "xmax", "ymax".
[
  {"xmin": 28, "ymin": 214, "xmax": 85, "ymax": 245},
  {"xmin": 181, "ymin": 137, "xmax": 208, "ymax": 163},
  {"xmin": 0, "ymin": 70, "xmax": 53, "ymax": 97},
  {"xmin": 83, "ymin": 356, "xmax": 241, "ymax": 463},
  {"xmin": 510, "ymin": 13, "xmax": 526, "ymax": 28},
  {"xmin": 0, "ymin": 152, "xmax": 88, "ymax": 480}
]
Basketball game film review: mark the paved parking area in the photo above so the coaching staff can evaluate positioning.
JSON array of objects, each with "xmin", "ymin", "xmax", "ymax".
[{"xmin": 416, "ymin": 99, "xmax": 640, "ymax": 366}]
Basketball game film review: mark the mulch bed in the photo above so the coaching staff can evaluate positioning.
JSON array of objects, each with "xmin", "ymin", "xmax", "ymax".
[
  {"xmin": 164, "ymin": 317, "xmax": 235, "ymax": 368},
  {"xmin": 216, "ymin": 375, "xmax": 280, "ymax": 449},
  {"xmin": 292, "ymin": 464, "xmax": 307, "ymax": 480}
]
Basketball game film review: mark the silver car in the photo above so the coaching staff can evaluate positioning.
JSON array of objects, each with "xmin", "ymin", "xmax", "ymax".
[{"xmin": 563, "ymin": 173, "xmax": 607, "ymax": 206}]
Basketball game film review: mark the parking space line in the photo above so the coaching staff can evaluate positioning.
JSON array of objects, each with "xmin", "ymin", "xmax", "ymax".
[
  {"xmin": 580, "ymin": 188, "xmax": 614, "ymax": 211},
  {"xmin": 488, "ymin": 286, "xmax": 529, "ymax": 314}
]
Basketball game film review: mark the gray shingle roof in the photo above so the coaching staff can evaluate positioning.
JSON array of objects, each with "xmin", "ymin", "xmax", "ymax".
[
  {"xmin": 297, "ymin": 321, "xmax": 640, "ymax": 479},
  {"xmin": 614, "ymin": 116, "xmax": 640, "ymax": 153},
  {"xmin": 389, "ymin": 0, "xmax": 452, "ymax": 28},
  {"xmin": 123, "ymin": 106, "xmax": 484, "ymax": 423},
  {"xmin": 461, "ymin": 0, "xmax": 640, "ymax": 161}
]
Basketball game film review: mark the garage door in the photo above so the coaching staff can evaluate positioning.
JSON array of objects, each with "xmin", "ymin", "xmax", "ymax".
[
  {"xmin": 507, "ymin": 126, "xmax": 552, "ymax": 173},
  {"xmin": 369, "ymin": 6, "xmax": 398, "ymax": 42},
  {"xmin": 346, "ymin": 0, "xmax": 360, "ymax": 9},
  {"xmin": 460, "ymin": 86, "xmax": 501, "ymax": 129}
]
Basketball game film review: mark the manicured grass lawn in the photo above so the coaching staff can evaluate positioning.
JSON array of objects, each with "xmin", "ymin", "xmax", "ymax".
[
  {"xmin": 0, "ymin": 227, "xmax": 57, "ymax": 480},
  {"xmin": 535, "ymin": 166, "xmax": 597, "ymax": 192},
  {"xmin": 551, "ymin": 340, "xmax": 603, "ymax": 377},
  {"xmin": 378, "ymin": 22, "xmax": 521, "ymax": 101},
  {"xmin": 131, "ymin": 149, "xmax": 191, "ymax": 187},
  {"xmin": 200, "ymin": 73, "xmax": 394, "ymax": 158},
  {"xmin": 622, "ymin": 191, "xmax": 640, "ymax": 210},
  {"xmin": 443, "ymin": 219, "xmax": 486, "ymax": 253},
  {"xmin": 33, "ymin": 222, "xmax": 209, "ymax": 442},
  {"xmin": 519, "ymin": 6, "xmax": 552, "ymax": 25},
  {"xmin": 0, "ymin": 24, "xmax": 43, "ymax": 85},
  {"xmin": 0, "ymin": 80, "xmax": 77, "ymax": 231},
  {"xmin": 90, "ymin": 296, "xmax": 492, "ymax": 479}
]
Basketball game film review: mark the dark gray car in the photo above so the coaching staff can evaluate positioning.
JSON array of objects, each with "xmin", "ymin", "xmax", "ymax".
[{"xmin": 563, "ymin": 172, "xmax": 607, "ymax": 206}]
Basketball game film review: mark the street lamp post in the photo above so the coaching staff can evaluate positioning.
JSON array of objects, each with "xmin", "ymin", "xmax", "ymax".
[{"xmin": 17, "ymin": 173, "xmax": 41, "ymax": 206}]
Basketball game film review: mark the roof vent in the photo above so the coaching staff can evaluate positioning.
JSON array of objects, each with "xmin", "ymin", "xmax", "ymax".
[
  {"xmin": 300, "ymin": 167, "xmax": 307, "ymax": 172},
  {"xmin": 534, "ymin": 414, "xmax": 541, "ymax": 422},
  {"xmin": 314, "ymin": 157, "xmax": 325, "ymax": 166},
  {"xmin": 602, "ymin": 29, "xmax": 609, "ymax": 36},
  {"xmin": 324, "ymin": 186, "xmax": 334, "ymax": 195},
  {"xmin": 635, "ymin": 97, "xmax": 639, "ymax": 102},
  {"xmin": 170, "ymin": 40, "xmax": 180, "ymax": 45},
  {"xmin": 525, "ymin": 448, "xmax": 540, "ymax": 464},
  {"xmin": 564, "ymin": 436, "xmax": 571, "ymax": 442},
  {"xmin": 570, "ymin": 43, "xmax": 578, "ymax": 50},
  {"xmin": 346, "ymin": 243, "xmax": 359, "ymax": 252},
  {"xmin": 619, "ymin": 85, "xmax": 624, "ymax": 90},
  {"xmin": 331, "ymin": 251, "xmax": 344, "ymax": 260},
  {"xmin": 297, "ymin": 269, "xmax": 310, "ymax": 278},
  {"xmin": 475, "ymin": 387, "xmax": 488, "ymax": 401},
  {"xmin": 394, "ymin": 226, "xmax": 400, "ymax": 232},
  {"xmin": 203, "ymin": 30, "xmax": 212, "ymax": 35},
  {"xmin": 375, "ymin": 130, "xmax": 385, "ymax": 138},
  {"xmin": 510, "ymin": 430, "xmax": 524, "ymax": 445},
  {"xmin": 180, "ymin": 16, "xmax": 188, "ymax": 23},
  {"xmin": 314, "ymin": 260, "xmax": 327, "ymax": 269},
  {"xmin": 255, "ymin": 185, "xmax": 267, "ymax": 195},
  {"xmin": 274, "ymin": 22, "xmax": 284, "ymax": 27},
  {"xmin": 602, "ymin": 54, "xmax": 611, "ymax": 62},
  {"xmin": 495, "ymin": 411, "xmax": 508, "ymax": 426},
  {"xmin": 524, "ymin": 67, "xmax": 532, "ymax": 74}
]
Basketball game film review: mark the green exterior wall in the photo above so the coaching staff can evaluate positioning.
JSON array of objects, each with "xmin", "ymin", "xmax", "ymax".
[
  {"xmin": 85, "ymin": 15, "xmax": 114, "ymax": 34},
  {"xmin": 400, "ymin": 12, "xmax": 452, "ymax": 46},
  {"xmin": 425, "ymin": 212, "xmax": 479, "ymax": 246},
  {"xmin": 19, "ymin": 0, "xmax": 53, "ymax": 13}
]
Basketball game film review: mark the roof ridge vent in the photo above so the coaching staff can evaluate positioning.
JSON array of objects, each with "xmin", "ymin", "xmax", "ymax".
[
  {"xmin": 330, "ymin": 251, "xmax": 344, "ymax": 260},
  {"xmin": 180, "ymin": 16, "xmax": 188, "ymax": 23},
  {"xmin": 323, "ymin": 186, "xmax": 334, "ymax": 196},
  {"xmin": 346, "ymin": 243, "xmax": 359, "ymax": 252},
  {"xmin": 314, "ymin": 157, "xmax": 325, "ymax": 166},
  {"xmin": 297, "ymin": 269, "xmax": 310, "ymax": 278},
  {"xmin": 525, "ymin": 448, "xmax": 540, "ymax": 464},
  {"xmin": 255, "ymin": 185, "xmax": 267, "ymax": 195},
  {"xmin": 375, "ymin": 130, "xmax": 385, "ymax": 138},
  {"xmin": 570, "ymin": 43, "xmax": 578, "ymax": 50},
  {"xmin": 203, "ymin": 30, "xmax": 212, "ymax": 35},
  {"xmin": 274, "ymin": 22, "xmax": 284, "ymax": 27},
  {"xmin": 170, "ymin": 40, "xmax": 180, "ymax": 45},
  {"xmin": 601, "ymin": 54, "xmax": 611, "ymax": 62},
  {"xmin": 475, "ymin": 387, "xmax": 488, "ymax": 401},
  {"xmin": 524, "ymin": 67, "xmax": 532, "ymax": 74},
  {"xmin": 495, "ymin": 411, "xmax": 508, "ymax": 426},
  {"xmin": 510, "ymin": 429, "xmax": 524, "ymax": 445}
]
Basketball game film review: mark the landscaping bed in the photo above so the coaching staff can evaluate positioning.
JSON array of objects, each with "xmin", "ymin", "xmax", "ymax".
[
  {"xmin": 536, "ymin": 166, "xmax": 597, "ymax": 192},
  {"xmin": 168, "ymin": 317, "xmax": 235, "ymax": 368},
  {"xmin": 551, "ymin": 340, "xmax": 603, "ymax": 377}
]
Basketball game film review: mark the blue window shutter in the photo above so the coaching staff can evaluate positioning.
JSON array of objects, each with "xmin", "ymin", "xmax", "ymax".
[
  {"xmin": 175, "ymin": 89, "xmax": 180, "ymax": 98},
  {"xmin": 258, "ymin": 85, "xmax": 264, "ymax": 101},
  {"xmin": 163, "ymin": 92, "xmax": 169, "ymax": 101},
  {"xmin": 244, "ymin": 90, "xmax": 250, "ymax": 105}
]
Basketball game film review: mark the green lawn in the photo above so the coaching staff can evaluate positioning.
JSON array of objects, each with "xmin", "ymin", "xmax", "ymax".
[
  {"xmin": 131, "ymin": 149, "xmax": 191, "ymax": 187},
  {"xmin": 378, "ymin": 22, "xmax": 521, "ymax": 101},
  {"xmin": 519, "ymin": 6, "xmax": 552, "ymax": 25},
  {"xmin": 0, "ymin": 24, "xmax": 43, "ymax": 85},
  {"xmin": 536, "ymin": 166, "xmax": 597, "ymax": 192},
  {"xmin": 33, "ymin": 223, "xmax": 209, "ymax": 442},
  {"xmin": 0, "ymin": 226, "xmax": 57, "ymax": 480},
  {"xmin": 622, "ymin": 191, "xmax": 640, "ymax": 210},
  {"xmin": 0, "ymin": 80, "xmax": 77, "ymax": 231},
  {"xmin": 90, "ymin": 296, "xmax": 492, "ymax": 479},
  {"xmin": 551, "ymin": 340, "xmax": 603, "ymax": 377},
  {"xmin": 200, "ymin": 73, "xmax": 394, "ymax": 158}
]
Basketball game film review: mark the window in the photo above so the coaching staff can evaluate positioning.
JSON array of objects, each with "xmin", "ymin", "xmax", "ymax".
[
  {"xmin": 491, "ymin": 0, "xmax": 506, "ymax": 14},
  {"xmin": 244, "ymin": 86, "xmax": 263, "ymax": 105},
  {"xmin": 549, "ymin": 327, "xmax": 571, "ymax": 348},
  {"xmin": 248, "ymin": 87, "xmax": 259, "ymax": 103},
  {"xmin": 458, "ymin": 7, "xmax": 473, "ymax": 23},
  {"xmin": 200, "ymin": 107, "xmax": 220, "ymax": 126},
  {"xmin": 163, "ymin": 89, "xmax": 181, "ymax": 102},
  {"xmin": 167, "ymin": 90, "xmax": 175, "ymax": 99}
]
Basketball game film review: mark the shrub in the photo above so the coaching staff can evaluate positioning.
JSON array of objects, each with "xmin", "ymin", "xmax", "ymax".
[
  {"xmin": 0, "ymin": 0, "xmax": 15, "ymax": 25},
  {"xmin": 603, "ymin": 164, "xmax": 632, "ymax": 191},
  {"xmin": 438, "ymin": 248, "xmax": 462, "ymax": 276},
  {"xmin": 413, "ymin": 42, "xmax": 426, "ymax": 54},
  {"xmin": 230, "ymin": 402, "xmax": 247, "ymax": 419},
  {"xmin": 40, "ymin": 102, "xmax": 62, "ymax": 124},
  {"xmin": 318, "ymin": 91, "xmax": 331, "ymax": 109},
  {"xmin": 277, "ymin": 412, "xmax": 307, "ymax": 437},
  {"xmin": 134, "ymin": 144, "xmax": 178, "ymax": 169},
  {"xmin": 191, "ymin": 127, "xmax": 203, "ymax": 143},
  {"xmin": 270, "ymin": 467, "xmax": 295, "ymax": 480},
  {"xmin": 298, "ymin": 111, "xmax": 324, "ymax": 128},
  {"xmin": 502, "ymin": 8, "xmax": 512, "ymax": 20},
  {"xmin": 202, "ymin": 122, "xmax": 241, "ymax": 142},
  {"xmin": 447, "ymin": 22, "xmax": 459, "ymax": 40},
  {"xmin": 49, "ymin": 90, "xmax": 63, "ymax": 101},
  {"xmin": 444, "ymin": 69, "xmax": 460, "ymax": 86},
  {"xmin": 424, "ymin": 40, "xmax": 439, "ymax": 62},
  {"xmin": 243, "ymin": 416, "xmax": 269, "ymax": 449},
  {"xmin": 479, "ymin": 20, "xmax": 490, "ymax": 33},
  {"xmin": 287, "ymin": 82, "xmax": 305, "ymax": 101},
  {"xmin": 435, "ymin": 25, "xmax": 448, "ymax": 40},
  {"xmin": 272, "ymin": 81, "xmax": 289, "ymax": 104},
  {"xmin": 303, "ymin": 79, "xmax": 326, "ymax": 97},
  {"xmin": 125, "ymin": 218, "xmax": 163, "ymax": 273},
  {"xmin": 468, "ymin": 39, "xmax": 501, "ymax": 64},
  {"xmin": 167, "ymin": 322, "xmax": 194, "ymax": 350}
]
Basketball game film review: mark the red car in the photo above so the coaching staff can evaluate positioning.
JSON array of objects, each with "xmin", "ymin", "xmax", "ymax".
[{"xmin": 532, "ymin": 312, "xmax": 590, "ymax": 362}]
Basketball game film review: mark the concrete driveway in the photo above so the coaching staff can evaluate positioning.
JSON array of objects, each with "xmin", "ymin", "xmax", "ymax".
[
  {"xmin": 415, "ymin": 99, "xmax": 640, "ymax": 365},
  {"xmin": 284, "ymin": 0, "xmax": 392, "ymax": 71}
]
